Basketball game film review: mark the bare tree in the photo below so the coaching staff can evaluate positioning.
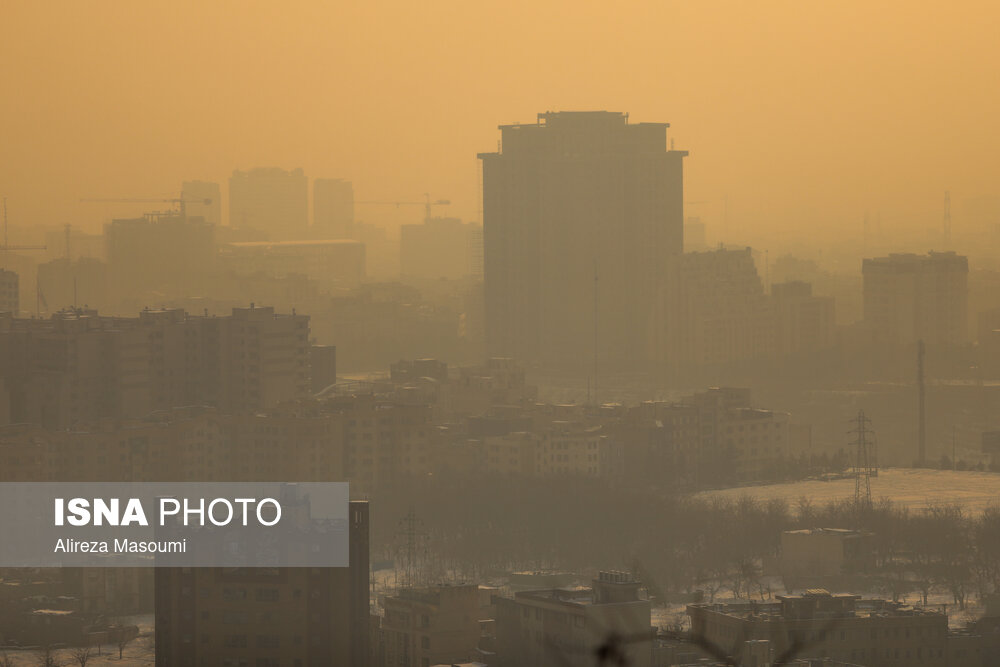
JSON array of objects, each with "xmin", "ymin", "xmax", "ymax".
[
  {"xmin": 116, "ymin": 630, "xmax": 136, "ymax": 660},
  {"xmin": 69, "ymin": 645, "xmax": 94, "ymax": 667},
  {"xmin": 0, "ymin": 652, "xmax": 16, "ymax": 667},
  {"xmin": 33, "ymin": 645, "xmax": 62, "ymax": 667}
]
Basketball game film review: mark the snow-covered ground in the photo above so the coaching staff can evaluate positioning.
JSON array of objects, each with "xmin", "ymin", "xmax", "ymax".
[
  {"xmin": 0, "ymin": 615, "xmax": 153, "ymax": 666},
  {"xmin": 697, "ymin": 468, "xmax": 1000, "ymax": 514}
]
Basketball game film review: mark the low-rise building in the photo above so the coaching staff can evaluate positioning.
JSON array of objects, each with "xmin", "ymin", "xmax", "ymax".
[
  {"xmin": 382, "ymin": 584, "xmax": 482, "ymax": 667},
  {"xmin": 780, "ymin": 529, "xmax": 875, "ymax": 591},
  {"xmin": 494, "ymin": 571, "xmax": 652, "ymax": 667},
  {"xmin": 688, "ymin": 590, "xmax": 948, "ymax": 666}
]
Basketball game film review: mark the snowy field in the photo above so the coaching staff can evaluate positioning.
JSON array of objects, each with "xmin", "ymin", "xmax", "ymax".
[
  {"xmin": 697, "ymin": 468, "xmax": 1000, "ymax": 514},
  {"xmin": 0, "ymin": 615, "xmax": 153, "ymax": 666}
]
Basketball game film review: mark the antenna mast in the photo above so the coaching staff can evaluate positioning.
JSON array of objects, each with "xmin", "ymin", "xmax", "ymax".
[{"xmin": 851, "ymin": 410, "xmax": 877, "ymax": 513}]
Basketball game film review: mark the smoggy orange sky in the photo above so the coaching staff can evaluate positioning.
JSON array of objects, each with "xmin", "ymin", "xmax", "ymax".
[{"xmin": 1, "ymin": 0, "xmax": 998, "ymax": 250}]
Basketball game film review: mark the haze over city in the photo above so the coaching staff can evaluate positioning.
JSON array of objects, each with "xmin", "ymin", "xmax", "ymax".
[
  {"xmin": 2, "ymin": 2, "xmax": 1000, "ymax": 666},
  {"xmin": 3, "ymin": 0, "xmax": 999, "ymax": 250}
]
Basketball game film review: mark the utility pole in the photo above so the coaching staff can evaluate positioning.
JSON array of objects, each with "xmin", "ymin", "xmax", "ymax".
[
  {"xmin": 593, "ymin": 259, "xmax": 599, "ymax": 407},
  {"xmin": 952, "ymin": 424, "xmax": 957, "ymax": 471},
  {"xmin": 943, "ymin": 190, "xmax": 952, "ymax": 247},
  {"xmin": 918, "ymin": 340, "xmax": 926, "ymax": 467}
]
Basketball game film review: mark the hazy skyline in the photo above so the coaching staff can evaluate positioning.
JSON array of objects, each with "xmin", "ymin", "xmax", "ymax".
[{"xmin": 2, "ymin": 0, "xmax": 998, "ymax": 245}]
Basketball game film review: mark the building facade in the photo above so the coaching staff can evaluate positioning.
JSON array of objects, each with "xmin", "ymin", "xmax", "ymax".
[
  {"xmin": 382, "ymin": 584, "xmax": 481, "ymax": 667},
  {"xmin": 863, "ymin": 251, "xmax": 969, "ymax": 345},
  {"xmin": 0, "ymin": 269, "xmax": 18, "ymax": 315},
  {"xmin": 493, "ymin": 570, "xmax": 652, "ymax": 667},
  {"xmin": 688, "ymin": 591, "xmax": 948, "ymax": 666},
  {"xmin": 0, "ymin": 305, "xmax": 310, "ymax": 427},
  {"xmin": 154, "ymin": 500, "xmax": 370, "ymax": 667}
]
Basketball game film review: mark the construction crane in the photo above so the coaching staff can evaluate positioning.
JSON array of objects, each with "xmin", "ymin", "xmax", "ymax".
[
  {"xmin": 2, "ymin": 198, "xmax": 48, "ymax": 268},
  {"xmin": 355, "ymin": 193, "xmax": 450, "ymax": 223},
  {"xmin": 80, "ymin": 196, "xmax": 213, "ymax": 222}
]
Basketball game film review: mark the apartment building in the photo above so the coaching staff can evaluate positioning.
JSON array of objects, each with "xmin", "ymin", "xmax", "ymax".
[
  {"xmin": 863, "ymin": 251, "xmax": 969, "ymax": 345},
  {"xmin": 659, "ymin": 247, "xmax": 773, "ymax": 366},
  {"xmin": 323, "ymin": 394, "xmax": 433, "ymax": 495},
  {"xmin": 0, "ymin": 305, "xmax": 310, "ymax": 427},
  {"xmin": 0, "ymin": 404, "xmax": 348, "ymax": 484}
]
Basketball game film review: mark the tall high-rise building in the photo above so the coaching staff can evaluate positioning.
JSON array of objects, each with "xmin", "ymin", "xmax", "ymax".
[
  {"xmin": 314, "ymin": 178, "xmax": 355, "ymax": 239},
  {"xmin": 478, "ymin": 111, "xmax": 687, "ymax": 368},
  {"xmin": 863, "ymin": 251, "xmax": 969, "ymax": 345},
  {"xmin": 154, "ymin": 500, "xmax": 370, "ymax": 667},
  {"xmin": 229, "ymin": 167, "xmax": 308, "ymax": 240},
  {"xmin": 181, "ymin": 180, "xmax": 222, "ymax": 226}
]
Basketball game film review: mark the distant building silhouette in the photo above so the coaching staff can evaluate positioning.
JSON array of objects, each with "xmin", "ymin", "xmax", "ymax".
[
  {"xmin": 220, "ymin": 239, "xmax": 366, "ymax": 286},
  {"xmin": 772, "ymin": 280, "xmax": 836, "ymax": 355},
  {"xmin": 314, "ymin": 178, "xmax": 355, "ymax": 239},
  {"xmin": 0, "ymin": 269, "xmax": 18, "ymax": 315},
  {"xmin": 659, "ymin": 247, "xmax": 772, "ymax": 365},
  {"xmin": 400, "ymin": 217, "xmax": 482, "ymax": 280},
  {"xmin": 105, "ymin": 211, "xmax": 216, "ymax": 300},
  {"xmin": 479, "ymin": 111, "xmax": 687, "ymax": 369},
  {"xmin": 656, "ymin": 249, "xmax": 836, "ymax": 367},
  {"xmin": 229, "ymin": 167, "xmax": 308, "ymax": 240},
  {"xmin": 181, "ymin": 180, "xmax": 222, "ymax": 226},
  {"xmin": 863, "ymin": 251, "xmax": 968, "ymax": 345}
]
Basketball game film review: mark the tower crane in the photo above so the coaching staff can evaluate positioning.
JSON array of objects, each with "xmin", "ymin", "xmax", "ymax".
[
  {"xmin": 2, "ymin": 198, "xmax": 48, "ymax": 268},
  {"xmin": 80, "ymin": 196, "xmax": 213, "ymax": 222},
  {"xmin": 355, "ymin": 193, "xmax": 451, "ymax": 223}
]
